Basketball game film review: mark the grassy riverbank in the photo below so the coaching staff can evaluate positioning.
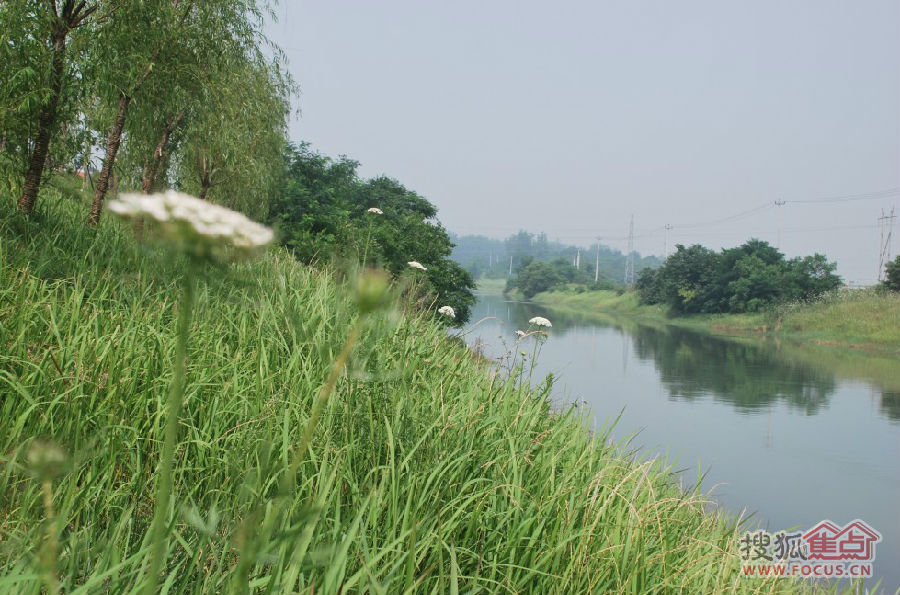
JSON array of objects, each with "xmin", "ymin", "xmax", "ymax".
[
  {"xmin": 533, "ymin": 286, "xmax": 900, "ymax": 355},
  {"xmin": 0, "ymin": 191, "xmax": 816, "ymax": 593}
]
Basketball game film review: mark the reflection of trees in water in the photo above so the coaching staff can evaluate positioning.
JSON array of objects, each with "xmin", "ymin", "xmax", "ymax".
[
  {"xmin": 880, "ymin": 391, "xmax": 900, "ymax": 422},
  {"xmin": 630, "ymin": 325, "xmax": 836, "ymax": 415},
  {"xmin": 471, "ymin": 296, "xmax": 840, "ymax": 416}
]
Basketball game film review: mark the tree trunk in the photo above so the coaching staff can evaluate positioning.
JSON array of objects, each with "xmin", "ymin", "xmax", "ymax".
[
  {"xmin": 88, "ymin": 92, "xmax": 131, "ymax": 225},
  {"xmin": 141, "ymin": 126, "xmax": 173, "ymax": 193},
  {"xmin": 81, "ymin": 139, "xmax": 91, "ymax": 191},
  {"xmin": 17, "ymin": 33, "xmax": 67, "ymax": 215},
  {"xmin": 197, "ymin": 151, "xmax": 212, "ymax": 200},
  {"xmin": 135, "ymin": 112, "xmax": 182, "ymax": 240}
]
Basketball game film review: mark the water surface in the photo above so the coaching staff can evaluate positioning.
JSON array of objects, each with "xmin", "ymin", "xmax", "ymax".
[{"xmin": 466, "ymin": 293, "xmax": 900, "ymax": 592}]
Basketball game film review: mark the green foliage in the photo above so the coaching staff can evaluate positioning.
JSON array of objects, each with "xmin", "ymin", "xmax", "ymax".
[
  {"xmin": 0, "ymin": 1, "xmax": 50, "ymax": 181},
  {"xmin": 882, "ymin": 255, "xmax": 900, "ymax": 291},
  {"xmin": 269, "ymin": 143, "xmax": 476, "ymax": 324},
  {"xmin": 517, "ymin": 260, "xmax": 564, "ymax": 298},
  {"xmin": 512, "ymin": 257, "xmax": 593, "ymax": 298},
  {"xmin": 635, "ymin": 267, "xmax": 665, "ymax": 305},
  {"xmin": 508, "ymin": 252, "xmax": 619, "ymax": 298},
  {"xmin": 637, "ymin": 239, "xmax": 842, "ymax": 314}
]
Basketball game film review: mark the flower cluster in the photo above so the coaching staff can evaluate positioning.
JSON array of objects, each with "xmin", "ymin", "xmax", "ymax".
[
  {"xmin": 438, "ymin": 305, "xmax": 455, "ymax": 318},
  {"xmin": 108, "ymin": 191, "xmax": 273, "ymax": 258},
  {"xmin": 366, "ymin": 207, "xmax": 383, "ymax": 215},
  {"xmin": 528, "ymin": 316, "xmax": 552, "ymax": 328}
]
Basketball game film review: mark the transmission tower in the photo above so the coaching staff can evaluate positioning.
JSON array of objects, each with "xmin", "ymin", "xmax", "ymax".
[
  {"xmin": 774, "ymin": 199, "xmax": 786, "ymax": 250},
  {"xmin": 877, "ymin": 208, "xmax": 896, "ymax": 281},
  {"xmin": 624, "ymin": 215, "xmax": 635, "ymax": 285},
  {"xmin": 664, "ymin": 224, "xmax": 673, "ymax": 259}
]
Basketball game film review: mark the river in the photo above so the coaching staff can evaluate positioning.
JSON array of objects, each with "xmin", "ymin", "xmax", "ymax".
[{"xmin": 465, "ymin": 292, "xmax": 900, "ymax": 592}]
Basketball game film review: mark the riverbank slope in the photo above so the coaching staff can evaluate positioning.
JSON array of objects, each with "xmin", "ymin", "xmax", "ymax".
[
  {"xmin": 532, "ymin": 286, "xmax": 900, "ymax": 355},
  {"xmin": 1, "ymin": 186, "xmax": 805, "ymax": 593}
]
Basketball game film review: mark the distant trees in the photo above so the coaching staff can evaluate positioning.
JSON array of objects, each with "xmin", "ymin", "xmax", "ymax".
[
  {"xmin": 451, "ymin": 231, "xmax": 662, "ymax": 283},
  {"xmin": 636, "ymin": 239, "xmax": 842, "ymax": 314},
  {"xmin": 509, "ymin": 257, "xmax": 616, "ymax": 298},
  {"xmin": 516, "ymin": 261, "xmax": 564, "ymax": 299}
]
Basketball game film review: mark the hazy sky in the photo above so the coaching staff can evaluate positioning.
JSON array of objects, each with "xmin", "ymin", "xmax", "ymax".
[{"xmin": 265, "ymin": 1, "xmax": 900, "ymax": 283}]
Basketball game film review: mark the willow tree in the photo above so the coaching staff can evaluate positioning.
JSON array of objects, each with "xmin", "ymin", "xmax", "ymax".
[
  {"xmin": 84, "ymin": 0, "xmax": 192, "ymax": 224},
  {"xmin": 7, "ymin": 0, "xmax": 99, "ymax": 214},
  {"xmin": 175, "ymin": 53, "xmax": 291, "ymax": 220},
  {"xmin": 86, "ymin": 0, "xmax": 286, "ymax": 224},
  {"xmin": 0, "ymin": 2, "xmax": 45, "ymax": 187}
]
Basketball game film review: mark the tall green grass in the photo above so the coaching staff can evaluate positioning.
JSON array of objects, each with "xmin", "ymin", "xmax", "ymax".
[
  {"xmin": 0, "ymin": 190, "xmax": 816, "ymax": 593},
  {"xmin": 765, "ymin": 288, "xmax": 900, "ymax": 348}
]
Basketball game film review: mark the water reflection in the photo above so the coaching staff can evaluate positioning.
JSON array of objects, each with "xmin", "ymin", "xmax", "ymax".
[
  {"xmin": 881, "ymin": 391, "xmax": 900, "ymax": 422},
  {"xmin": 475, "ymin": 296, "xmax": 899, "ymax": 423},
  {"xmin": 629, "ymin": 325, "xmax": 835, "ymax": 415}
]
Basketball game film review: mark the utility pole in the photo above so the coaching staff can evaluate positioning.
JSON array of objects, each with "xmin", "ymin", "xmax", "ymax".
[
  {"xmin": 624, "ymin": 216, "xmax": 635, "ymax": 285},
  {"xmin": 775, "ymin": 199, "xmax": 786, "ymax": 251},
  {"xmin": 878, "ymin": 208, "xmax": 896, "ymax": 281},
  {"xmin": 594, "ymin": 238, "xmax": 601, "ymax": 283},
  {"xmin": 664, "ymin": 224, "xmax": 673, "ymax": 259}
]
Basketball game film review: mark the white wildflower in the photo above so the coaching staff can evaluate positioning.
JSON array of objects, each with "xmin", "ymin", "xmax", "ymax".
[
  {"xmin": 438, "ymin": 305, "xmax": 455, "ymax": 318},
  {"xmin": 515, "ymin": 330, "xmax": 527, "ymax": 338},
  {"xmin": 407, "ymin": 261, "xmax": 427, "ymax": 271},
  {"xmin": 366, "ymin": 207, "xmax": 383, "ymax": 215},
  {"xmin": 528, "ymin": 316, "xmax": 552, "ymax": 328},
  {"xmin": 107, "ymin": 191, "xmax": 273, "ymax": 250}
]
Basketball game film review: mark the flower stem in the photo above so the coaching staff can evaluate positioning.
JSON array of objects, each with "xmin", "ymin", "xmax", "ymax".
[
  {"xmin": 362, "ymin": 220, "xmax": 373, "ymax": 268},
  {"xmin": 40, "ymin": 478, "xmax": 60, "ymax": 595},
  {"xmin": 281, "ymin": 320, "xmax": 361, "ymax": 493},
  {"xmin": 144, "ymin": 270, "xmax": 195, "ymax": 595}
]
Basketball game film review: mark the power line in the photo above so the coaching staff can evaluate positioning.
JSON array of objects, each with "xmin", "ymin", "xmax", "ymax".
[
  {"xmin": 624, "ymin": 216, "xmax": 635, "ymax": 285},
  {"xmin": 671, "ymin": 201, "xmax": 774, "ymax": 230},
  {"xmin": 775, "ymin": 199, "xmax": 786, "ymax": 249},
  {"xmin": 786, "ymin": 187, "xmax": 900, "ymax": 205},
  {"xmin": 664, "ymin": 224, "xmax": 673, "ymax": 259}
]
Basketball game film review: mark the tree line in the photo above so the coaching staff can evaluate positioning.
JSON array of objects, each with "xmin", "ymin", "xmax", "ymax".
[
  {"xmin": 635, "ymin": 239, "xmax": 842, "ymax": 314},
  {"xmin": 451, "ymin": 230, "xmax": 662, "ymax": 284}
]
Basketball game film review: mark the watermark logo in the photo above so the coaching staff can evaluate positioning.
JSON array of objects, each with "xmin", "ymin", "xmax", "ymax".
[{"xmin": 739, "ymin": 519, "xmax": 881, "ymax": 578}]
